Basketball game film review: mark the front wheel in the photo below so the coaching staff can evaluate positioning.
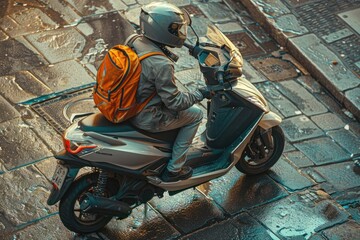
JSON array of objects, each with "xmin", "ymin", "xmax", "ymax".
[{"xmin": 235, "ymin": 126, "xmax": 285, "ymax": 175}]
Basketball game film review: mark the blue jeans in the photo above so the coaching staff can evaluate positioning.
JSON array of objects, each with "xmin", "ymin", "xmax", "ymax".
[{"xmin": 131, "ymin": 105, "xmax": 203, "ymax": 172}]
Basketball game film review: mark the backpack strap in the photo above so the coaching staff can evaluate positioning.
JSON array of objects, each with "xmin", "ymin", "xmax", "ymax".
[
  {"xmin": 125, "ymin": 33, "xmax": 140, "ymax": 47},
  {"xmin": 139, "ymin": 51, "xmax": 166, "ymax": 61}
]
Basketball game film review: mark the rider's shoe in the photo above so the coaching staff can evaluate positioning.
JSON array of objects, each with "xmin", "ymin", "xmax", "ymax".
[{"xmin": 162, "ymin": 166, "xmax": 193, "ymax": 182}]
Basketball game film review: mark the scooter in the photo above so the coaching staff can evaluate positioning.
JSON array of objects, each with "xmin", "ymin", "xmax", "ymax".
[{"xmin": 47, "ymin": 22, "xmax": 284, "ymax": 233}]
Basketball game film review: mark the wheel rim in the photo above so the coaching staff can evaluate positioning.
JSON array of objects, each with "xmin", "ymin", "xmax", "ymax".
[
  {"xmin": 73, "ymin": 185, "xmax": 107, "ymax": 226},
  {"xmin": 243, "ymin": 135, "xmax": 275, "ymax": 167}
]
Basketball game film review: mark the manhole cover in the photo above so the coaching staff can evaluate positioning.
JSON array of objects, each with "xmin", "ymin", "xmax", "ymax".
[
  {"xmin": 225, "ymin": 32, "xmax": 266, "ymax": 58},
  {"xmin": 250, "ymin": 57, "xmax": 299, "ymax": 81},
  {"xmin": 32, "ymin": 88, "xmax": 99, "ymax": 133},
  {"xmin": 181, "ymin": 5, "xmax": 206, "ymax": 17}
]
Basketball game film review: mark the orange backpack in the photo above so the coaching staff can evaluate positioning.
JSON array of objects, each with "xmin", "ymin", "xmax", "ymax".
[{"xmin": 93, "ymin": 40, "xmax": 165, "ymax": 123}]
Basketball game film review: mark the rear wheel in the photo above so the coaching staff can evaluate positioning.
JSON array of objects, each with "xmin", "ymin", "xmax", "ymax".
[
  {"xmin": 235, "ymin": 126, "xmax": 284, "ymax": 175},
  {"xmin": 59, "ymin": 172, "xmax": 119, "ymax": 234}
]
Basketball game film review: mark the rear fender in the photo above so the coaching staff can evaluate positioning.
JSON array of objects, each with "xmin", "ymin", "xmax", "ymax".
[{"xmin": 47, "ymin": 151, "xmax": 82, "ymax": 205}]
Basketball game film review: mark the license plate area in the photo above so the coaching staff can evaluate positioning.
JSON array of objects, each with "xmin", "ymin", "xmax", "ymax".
[{"xmin": 51, "ymin": 164, "xmax": 69, "ymax": 189}]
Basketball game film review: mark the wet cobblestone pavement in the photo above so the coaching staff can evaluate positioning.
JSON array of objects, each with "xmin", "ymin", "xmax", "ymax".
[{"xmin": 0, "ymin": 0, "xmax": 359, "ymax": 239}]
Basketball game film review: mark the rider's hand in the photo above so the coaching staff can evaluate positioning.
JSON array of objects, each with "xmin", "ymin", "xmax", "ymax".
[{"xmin": 198, "ymin": 86, "xmax": 214, "ymax": 100}]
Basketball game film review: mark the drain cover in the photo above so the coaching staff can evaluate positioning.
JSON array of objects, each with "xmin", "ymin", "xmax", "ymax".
[
  {"xmin": 181, "ymin": 5, "xmax": 206, "ymax": 17},
  {"xmin": 250, "ymin": 57, "xmax": 299, "ymax": 81},
  {"xmin": 31, "ymin": 88, "xmax": 99, "ymax": 133},
  {"xmin": 225, "ymin": 32, "xmax": 266, "ymax": 58}
]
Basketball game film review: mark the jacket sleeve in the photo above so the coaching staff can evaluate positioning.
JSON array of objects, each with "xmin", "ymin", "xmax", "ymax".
[{"xmin": 154, "ymin": 62, "xmax": 203, "ymax": 111}]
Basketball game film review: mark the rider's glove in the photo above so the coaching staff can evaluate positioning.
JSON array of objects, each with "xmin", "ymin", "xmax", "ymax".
[{"xmin": 197, "ymin": 86, "xmax": 214, "ymax": 100}]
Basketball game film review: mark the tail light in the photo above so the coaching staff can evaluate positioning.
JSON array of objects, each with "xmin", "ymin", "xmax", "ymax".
[{"xmin": 63, "ymin": 138, "xmax": 97, "ymax": 154}]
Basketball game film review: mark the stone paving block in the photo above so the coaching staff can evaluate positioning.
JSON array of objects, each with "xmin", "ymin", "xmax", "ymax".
[
  {"xmin": 345, "ymin": 88, "xmax": 360, "ymax": 120},
  {"xmin": 257, "ymin": 83, "xmax": 300, "ymax": 118},
  {"xmin": 22, "ymin": 108, "xmax": 63, "ymax": 153},
  {"xmin": 182, "ymin": 212, "xmax": 275, "ymax": 240},
  {"xmin": 149, "ymin": 189, "xmax": 224, "ymax": 234},
  {"xmin": 0, "ymin": 72, "xmax": 52, "ymax": 104},
  {"xmin": 31, "ymin": 1, "xmax": 93, "ymax": 37},
  {"xmin": 67, "ymin": 0, "xmax": 127, "ymax": 16},
  {"xmin": 0, "ymin": 29, "xmax": 9, "ymax": 41},
  {"xmin": 197, "ymin": 2, "xmax": 236, "ymax": 23},
  {"xmin": 196, "ymin": 168, "xmax": 288, "ymax": 216},
  {"xmin": 251, "ymin": 0, "xmax": 291, "ymax": 18},
  {"xmin": 242, "ymin": 60, "xmax": 267, "ymax": 83},
  {"xmin": 0, "ymin": 213, "xmax": 16, "ymax": 239},
  {"xmin": 215, "ymin": 22, "xmax": 244, "ymax": 34},
  {"xmin": 314, "ymin": 161, "xmax": 360, "ymax": 191},
  {"xmin": 0, "ymin": 8, "xmax": 58, "ymax": 38},
  {"xmin": 31, "ymin": 60, "xmax": 95, "ymax": 93},
  {"xmin": 288, "ymin": 34, "xmax": 359, "ymax": 92},
  {"xmin": 100, "ymin": 204, "xmax": 180, "ymax": 240},
  {"xmin": 338, "ymin": 8, "xmax": 360, "ymax": 35},
  {"xmin": 0, "ymin": 166, "xmax": 56, "ymax": 226},
  {"xmin": 34, "ymin": 157, "xmax": 58, "ymax": 182},
  {"xmin": 327, "ymin": 129, "xmax": 360, "ymax": 156},
  {"xmin": 277, "ymin": 80, "xmax": 328, "ymax": 116},
  {"xmin": 10, "ymin": 214, "xmax": 74, "ymax": 240},
  {"xmin": 281, "ymin": 115, "xmax": 324, "ymax": 142},
  {"xmin": 321, "ymin": 28, "xmax": 354, "ymax": 44},
  {"xmin": 25, "ymin": 28, "xmax": 86, "ymax": 64},
  {"xmin": 294, "ymin": 137, "xmax": 351, "ymax": 165},
  {"xmin": 0, "ymin": 39, "xmax": 45, "ymax": 76},
  {"xmin": 310, "ymin": 220, "xmax": 360, "ymax": 240},
  {"xmin": 249, "ymin": 191, "xmax": 350, "ymax": 239},
  {"xmin": 0, "ymin": 95, "xmax": 20, "ymax": 123},
  {"xmin": 273, "ymin": 14, "xmax": 308, "ymax": 36},
  {"xmin": 0, "ymin": 118, "xmax": 52, "ymax": 170},
  {"xmin": 283, "ymin": 140, "xmax": 296, "ymax": 153},
  {"xmin": 187, "ymin": 15, "xmax": 213, "ymax": 40},
  {"xmin": 80, "ymin": 11, "xmax": 136, "ymax": 70},
  {"xmin": 245, "ymin": 23, "xmax": 272, "ymax": 43},
  {"xmin": 283, "ymin": 150, "xmax": 314, "ymax": 168},
  {"xmin": 311, "ymin": 112, "xmax": 346, "ymax": 131},
  {"xmin": 268, "ymin": 157, "xmax": 315, "ymax": 191}
]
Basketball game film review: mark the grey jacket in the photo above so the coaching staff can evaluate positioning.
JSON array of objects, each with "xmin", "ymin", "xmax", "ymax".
[{"xmin": 129, "ymin": 36, "xmax": 203, "ymax": 130}]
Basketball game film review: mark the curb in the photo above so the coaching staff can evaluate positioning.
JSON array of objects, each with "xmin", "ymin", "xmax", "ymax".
[{"xmin": 239, "ymin": 0, "xmax": 360, "ymax": 121}]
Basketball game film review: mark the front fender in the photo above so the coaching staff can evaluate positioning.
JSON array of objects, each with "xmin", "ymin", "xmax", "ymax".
[{"xmin": 258, "ymin": 111, "xmax": 282, "ymax": 130}]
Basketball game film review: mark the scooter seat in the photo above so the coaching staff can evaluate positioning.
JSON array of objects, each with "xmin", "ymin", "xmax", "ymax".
[
  {"xmin": 78, "ymin": 113, "xmax": 179, "ymax": 143},
  {"xmin": 79, "ymin": 113, "xmax": 135, "ymax": 133}
]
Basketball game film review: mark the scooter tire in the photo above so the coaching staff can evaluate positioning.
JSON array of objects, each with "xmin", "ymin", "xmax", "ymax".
[
  {"xmin": 59, "ymin": 172, "xmax": 116, "ymax": 234},
  {"xmin": 235, "ymin": 126, "xmax": 285, "ymax": 175}
]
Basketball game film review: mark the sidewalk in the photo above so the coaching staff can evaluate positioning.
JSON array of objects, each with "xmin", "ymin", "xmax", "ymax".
[
  {"xmin": 0, "ymin": 0, "xmax": 359, "ymax": 239},
  {"xmin": 237, "ymin": 0, "xmax": 360, "ymax": 120}
]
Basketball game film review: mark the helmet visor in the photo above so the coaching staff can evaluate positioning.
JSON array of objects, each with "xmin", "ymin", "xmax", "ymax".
[{"xmin": 178, "ymin": 22, "xmax": 188, "ymax": 38}]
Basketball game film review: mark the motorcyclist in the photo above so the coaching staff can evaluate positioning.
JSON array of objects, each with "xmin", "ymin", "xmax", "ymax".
[{"xmin": 128, "ymin": 2, "xmax": 212, "ymax": 182}]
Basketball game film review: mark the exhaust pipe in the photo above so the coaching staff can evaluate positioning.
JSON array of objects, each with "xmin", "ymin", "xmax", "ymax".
[{"xmin": 81, "ymin": 193, "xmax": 132, "ymax": 218}]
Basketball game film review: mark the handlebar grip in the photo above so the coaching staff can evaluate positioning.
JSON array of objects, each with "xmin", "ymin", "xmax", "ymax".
[{"xmin": 216, "ymin": 71, "xmax": 224, "ymax": 85}]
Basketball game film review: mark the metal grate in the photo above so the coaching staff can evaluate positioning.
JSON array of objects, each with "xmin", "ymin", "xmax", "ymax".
[
  {"xmin": 225, "ymin": 32, "xmax": 266, "ymax": 58},
  {"xmin": 31, "ymin": 88, "xmax": 99, "ymax": 134}
]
